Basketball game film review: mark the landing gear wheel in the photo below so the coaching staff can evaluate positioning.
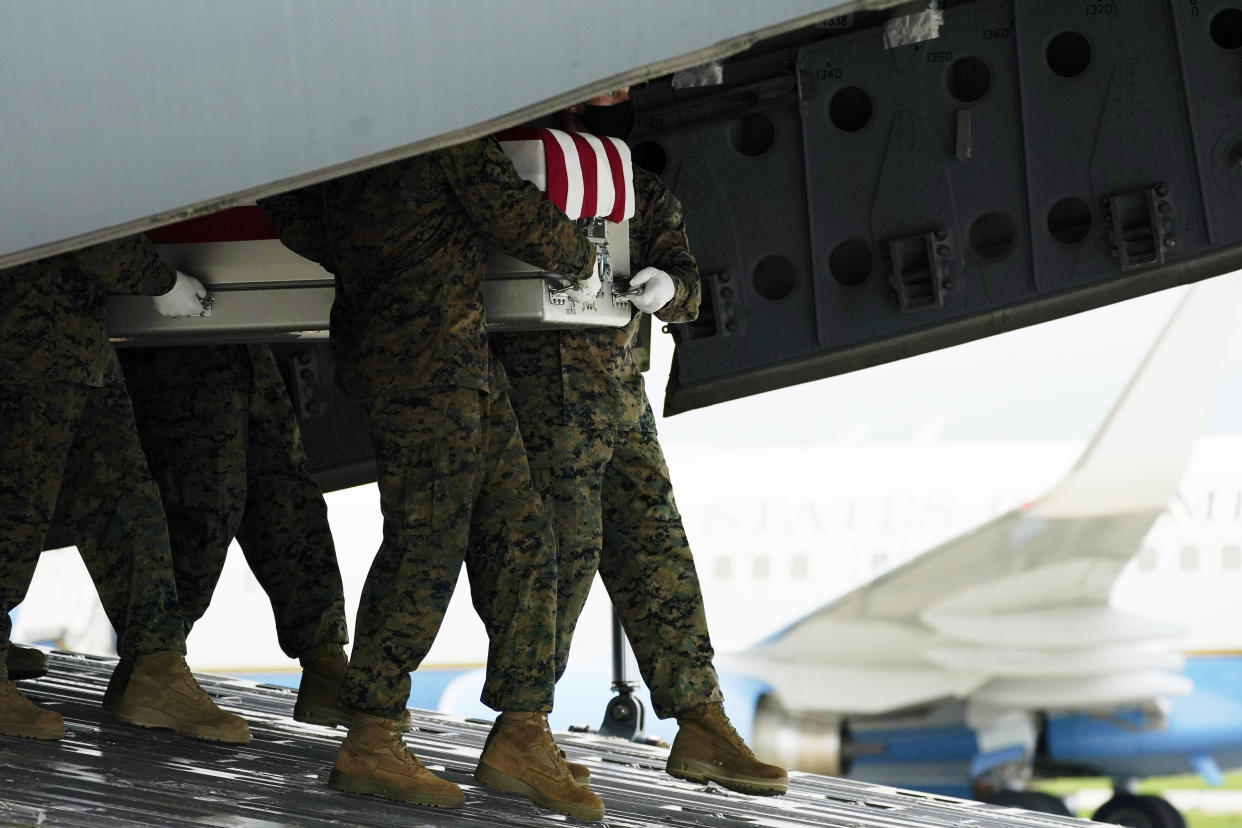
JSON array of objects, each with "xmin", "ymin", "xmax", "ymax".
[
  {"xmin": 1093, "ymin": 794, "xmax": 1185, "ymax": 828},
  {"xmin": 984, "ymin": 790, "xmax": 1073, "ymax": 816}
]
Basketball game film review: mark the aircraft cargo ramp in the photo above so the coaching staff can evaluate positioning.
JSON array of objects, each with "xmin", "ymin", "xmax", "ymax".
[{"xmin": 0, "ymin": 652, "xmax": 1097, "ymax": 827}]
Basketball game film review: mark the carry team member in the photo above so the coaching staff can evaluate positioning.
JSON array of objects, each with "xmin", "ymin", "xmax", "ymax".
[
  {"xmin": 261, "ymin": 135, "xmax": 605, "ymax": 820},
  {"xmin": 491, "ymin": 91, "xmax": 789, "ymax": 796},
  {"xmin": 120, "ymin": 342, "xmax": 352, "ymax": 728},
  {"xmin": 0, "ymin": 236, "xmax": 249, "ymax": 745}
]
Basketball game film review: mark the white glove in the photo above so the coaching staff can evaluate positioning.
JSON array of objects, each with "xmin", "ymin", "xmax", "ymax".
[
  {"xmin": 564, "ymin": 259, "xmax": 603, "ymax": 305},
  {"xmin": 627, "ymin": 266, "xmax": 675, "ymax": 314},
  {"xmin": 153, "ymin": 272, "xmax": 212, "ymax": 317}
]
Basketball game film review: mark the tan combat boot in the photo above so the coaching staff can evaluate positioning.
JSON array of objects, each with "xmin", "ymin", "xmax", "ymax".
[
  {"xmin": 0, "ymin": 649, "xmax": 63, "ymax": 740},
  {"xmin": 479, "ymin": 717, "xmax": 589, "ymax": 788},
  {"xmin": 329, "ymin": 712, "xmax": 464, "ymax": 808},
  {"xmin": 293, "ymin": 643, "xmax": 352, "ymax": 727},
  {"xmin": 7, "ymin": 644, "xmax": 48, "ymax": 681},
  {"xmin": 113, "ymin": 651, "xmax": 250, "ymax": 744},
  {"xmin": 102, "ymin": 657, "xmax": 134, "ymax": 712},
  {"xmin": 475, "ymin": 712, "xmax": 605, "ymax": 820},
  {"xmin": 667, "ymin": 701, "xmax": 789, "ymax": 796},
  {"xmin": 559, "ymin": 747, "xmax": 591, "ymax": 788}
]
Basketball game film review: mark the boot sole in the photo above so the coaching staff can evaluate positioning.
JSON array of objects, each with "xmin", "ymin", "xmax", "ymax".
[
  {"xmin": 0, "ymin": 724, "xmax": 64, "ymax": 740},
  {"xmin": 667, "ymin": 758, "xmax": 789, "ymax": 796},
  {"xmin": 475, "ymin": 762, "xmax": 604, "ymax": 821},
  {"xmin": 8, "ymin": 668, "xmax": 49, "ymax": 682},
  {"xmin": 291, "ymin": 703, "xmax": 406, "ymax": 731},
  {"xmin": 328, "ymin": 768, "xmax": 464, "ymax": 809},
  {"xmin": 114, "ymin": 704, "xmax": 249, "ymax": 745},
  {"xmin": 292, "ymin": 702, "xmax": 351, "ymax": 728}
]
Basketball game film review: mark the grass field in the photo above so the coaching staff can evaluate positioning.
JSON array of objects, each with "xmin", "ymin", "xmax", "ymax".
[{"xmin": 1037, "ymin": 770, "xmax": 1242, "ymax": 825}]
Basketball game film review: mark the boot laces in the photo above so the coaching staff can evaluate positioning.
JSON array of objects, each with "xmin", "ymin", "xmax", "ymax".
[
  {"xmin": 382, "ymin": 719, "xmax": 419, "ymax": 765},
  {"xmin": 535, "ymin": 718, "xmax": 572, "ymax": 776},
  {"xmin": 709, "ymin": 704, "xmax": 753, "ymax": 756},
  {"xmin": 168, "ymin": 657, "xmax": 214, "ymax": 705}
]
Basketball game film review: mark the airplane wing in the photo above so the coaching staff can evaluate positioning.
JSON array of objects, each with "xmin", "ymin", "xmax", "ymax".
[
  {"xmin": 724, "ymin": 271, "xmax": 1242, "ymax": 716},
  {"xmin": 0, "ymin": 2, "xmax": 864, "ymax": 270}
]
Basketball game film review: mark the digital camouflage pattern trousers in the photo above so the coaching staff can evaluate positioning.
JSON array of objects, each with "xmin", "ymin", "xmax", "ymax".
[
  {"xmin": 120, "ymin": 345, "xmax": 348, "ymax": 658},
  {"xmin": 341, "ymin": 384, "xmax": 557, "ymax": 718},
  {"xmin": 522, "ymin": 424, "xmax": 722, "ymax": 720},
  {"xmin": 0, "ymin": 380, "xmax": 186, "ymax": 660}
]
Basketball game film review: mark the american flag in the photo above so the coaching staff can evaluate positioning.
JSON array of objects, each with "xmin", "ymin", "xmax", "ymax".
[{"xmin": 495, "ymin": 127, "xmax": 635, "ymax": 223}]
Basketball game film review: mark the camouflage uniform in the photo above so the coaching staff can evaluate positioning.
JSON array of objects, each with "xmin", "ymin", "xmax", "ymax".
[
  {"xmin": 118, "ymin": 344, "xmax": 348, "ymax": 658},
  {"xmin": 0, "ymin": 237, "xmax": 186, "ymax": 662},
  {"xmin": 261, "ymin": 137, "xmax": 596, "ymax": 718},
  {"xmin": 491, "ymin": 168, "xmax": 723, "ymax": 719}
]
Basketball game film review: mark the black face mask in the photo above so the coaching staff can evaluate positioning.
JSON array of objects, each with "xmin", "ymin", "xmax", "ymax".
[{"xmin": 581, "ymin": 100, "xmax": 636, "ymax": 142}]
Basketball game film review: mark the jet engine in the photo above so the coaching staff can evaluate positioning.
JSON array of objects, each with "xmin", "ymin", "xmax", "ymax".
[{"xmin": 751, "ymin": 693, "xmax": 847, "ymax": 777}]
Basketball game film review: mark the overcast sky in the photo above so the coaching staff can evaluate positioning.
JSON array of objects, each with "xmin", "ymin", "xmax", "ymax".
[{"xmin": 647, "ymin": 275, "xmax": 1242, "ymax": 446}]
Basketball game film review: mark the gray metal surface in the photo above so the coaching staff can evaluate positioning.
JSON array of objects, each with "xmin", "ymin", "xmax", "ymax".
[
  {"xmin": 0, "ymin": 652, "xmax": 1099, "ymax": 827},
  {"xmin": 479, "ymin": 280, "xmax": 634, "ymax": 332},
  {"xmin": 107, "ymin": 286, "xmax": 333, "ymax": 344},
  {"xmin": 483, "ymin": 219, "xmax": 633, "ymax": 332},
  {"xmin": 639, "ymin": 0, "xmax": 1242, "ymax": 414},
  {"xmin": 104, "ymin": 217, "xmax": 634, "ymax": 341},
  {"xmin": 0, "ymin": 1, "xmax": 873, "ymax": 270}
]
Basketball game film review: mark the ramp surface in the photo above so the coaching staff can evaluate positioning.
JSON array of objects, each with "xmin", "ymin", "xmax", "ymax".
[{"xmin": 0, "ymin": 652, "xmax": 1097, "ymax": 826}]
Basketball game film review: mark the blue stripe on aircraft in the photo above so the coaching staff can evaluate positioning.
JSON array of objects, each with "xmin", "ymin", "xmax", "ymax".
[{"xmin": 1045, "ymin": 654, "xmax": 1242, "ymax": 781}]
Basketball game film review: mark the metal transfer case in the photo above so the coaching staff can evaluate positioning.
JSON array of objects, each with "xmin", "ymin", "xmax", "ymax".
[
  {"xmin": 104, "ymin": 208, "xmax": 631, "ymax": 344},
  {"xmin": 482, "ymin": 216, "xmax": 633, "ymax": 332}
]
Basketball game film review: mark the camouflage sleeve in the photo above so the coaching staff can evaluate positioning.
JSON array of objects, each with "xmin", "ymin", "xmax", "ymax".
[
  {"xmin": 632, "ymin": 169, "xmax": 700, "ymax": 324},
  {"xmin": 73, "ymin": 234, "xmax": 177, "ymax": 295},
  {"xmin": 258, "ymin": 183, "xmax": 335, "ymax": 265},
  {"xmin": 440, "ymin": 137, "xmax": 596, "ymax": 283}
]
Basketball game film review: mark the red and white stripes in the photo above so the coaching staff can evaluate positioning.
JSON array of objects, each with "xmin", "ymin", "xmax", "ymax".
[{"xmin": 495, "ymin": 127, "xmax": 635, "ymax": 222}]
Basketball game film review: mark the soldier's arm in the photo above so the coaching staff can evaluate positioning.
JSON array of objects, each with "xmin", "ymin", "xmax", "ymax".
[
  {"xmin": 632, "ymin": 171, "xmax": 700, "ymax": 324},
  {"xmin": 439, "ymin": 137, "xmax": 596, "ymax": 283},
  {"xmin": 259, "ymin": 183, "xmax": 335, "ymax": 266},
  {"xmin": 73, "ymin": 235, "xmax": 176, "ymax": 295}
]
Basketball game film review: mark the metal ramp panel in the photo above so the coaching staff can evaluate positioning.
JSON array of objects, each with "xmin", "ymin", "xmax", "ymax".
[{"xmin": 0, "ymin": 652, "xmax": 1098, "ymax": 827}]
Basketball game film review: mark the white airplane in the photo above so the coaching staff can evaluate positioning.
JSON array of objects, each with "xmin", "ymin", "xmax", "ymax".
[{"xmin": 16, "ymin": 273, "xmax": 1242, "ymax": 828}]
